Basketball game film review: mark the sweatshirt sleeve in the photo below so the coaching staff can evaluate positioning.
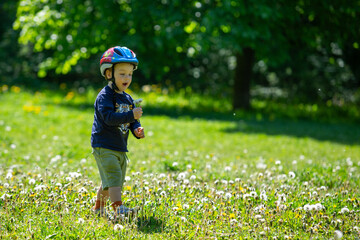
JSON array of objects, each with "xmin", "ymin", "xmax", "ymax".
[
  {"xmin": 96, "ymin": 92, "xmax": 135, "ymax": 126},
  {"xmin": 130, "ymin": 120, "xmax": 142, "ymax": 139}
]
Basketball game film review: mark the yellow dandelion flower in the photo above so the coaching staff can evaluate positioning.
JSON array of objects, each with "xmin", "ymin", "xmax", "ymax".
[
  {"xmin": 34, "ymin": 106, "xmax": 41, "ymax": 114},
  {"xmin": 125, "ymin": 186, "xmax": 132, "ymax": 191},
  {"xmin": 65, "ymin": 91, "xmax": 75, "ymax": 100},
  {"xmin": 229, "ymin": 213, "xmax": 236, "ymax": 219},
  {"xmin": 11, "ymin": 86, "xmax": 21, "ymax": 93}
]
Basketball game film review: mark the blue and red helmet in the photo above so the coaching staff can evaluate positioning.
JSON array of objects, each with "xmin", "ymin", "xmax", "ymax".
[{"xmin": 100, "ymin": 46, "xmax": 139, "ymax": 77}]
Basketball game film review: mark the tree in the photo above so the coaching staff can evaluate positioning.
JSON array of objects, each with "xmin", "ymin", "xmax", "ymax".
[
  {"xmin": 13, "ymin": 0, "xmax": 196, "ymax": 82},
  {"xmin": 14, "ymin": 0, "xmax": 360, "ymax": 109}
]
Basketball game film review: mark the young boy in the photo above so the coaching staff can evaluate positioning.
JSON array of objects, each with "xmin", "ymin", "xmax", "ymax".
[{"xmin": 91, "ymin": 46, "xmax": 145, "ymax": 219}]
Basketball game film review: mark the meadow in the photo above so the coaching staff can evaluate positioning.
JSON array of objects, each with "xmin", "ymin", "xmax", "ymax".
[{"xmin": 0, "ymin": 84, "xmax": 359, "ymax": 239}]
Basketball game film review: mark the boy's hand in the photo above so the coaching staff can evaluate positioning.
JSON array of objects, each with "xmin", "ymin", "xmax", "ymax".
[
  {"xmin": 134, "ymin": 127, "xmax": 145, "ymax": 138},
  {"xmin": 132, "ymin": 107, "xmax": 143, "ymax": 119}
]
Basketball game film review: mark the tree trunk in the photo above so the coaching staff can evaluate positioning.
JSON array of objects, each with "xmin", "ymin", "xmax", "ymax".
[{"xmin": 233, "ymin": 47, "xmax": 255, "ymax": 110}]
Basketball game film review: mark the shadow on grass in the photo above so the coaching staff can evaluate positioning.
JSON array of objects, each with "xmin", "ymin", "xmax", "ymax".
[
  {"xmin": 59, "ymin": 101, "xmax": 360, "ymax": 146},
  {"xmin": 136, "ymin": 216, "xmax": 164, "ymax": 234}
]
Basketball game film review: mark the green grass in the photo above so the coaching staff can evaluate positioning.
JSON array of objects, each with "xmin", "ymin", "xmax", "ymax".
[{"xmin": 0, "ymin": 84, "xmax": 360, "ymax": 239}]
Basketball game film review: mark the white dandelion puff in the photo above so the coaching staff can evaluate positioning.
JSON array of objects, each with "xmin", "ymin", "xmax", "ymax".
[
  {"xmin": 114, "ymin": 224, "xmax": 124, "ymax": 231},
  {"xmin": 250, "ymin": 191, "xmax": 258, "ymax": 198},
  {"xmin": 5, "ymin": 172, "xmax": 12, "ymax": 179},
  {"xmin": 260, "ymin": 192, "xmax": 268, "ymax": 201},
  {"xmin": 34, "ymin": 184, "xmax": 46, "ymax": 192},
  {"xmin": 334, "ymin": 230, "xmax": 343, "ymax": 239},
  {"xmin": 288, "ymin": 171, "xmax": 295, "ymax": 178},
  {"xmin": 304, "ymin": 204, "xmax": 311, "ymax": 212},
  {"xmin": 78, "ymin": 187, "xmax": 87, "ymax": 193},
  {"xmin": 340, "ymin": 207, "xmax": 349, "ymax": 214},
  {"xmin": 225, "ymin": 192, "xmax": 232, "ymax": 199}
]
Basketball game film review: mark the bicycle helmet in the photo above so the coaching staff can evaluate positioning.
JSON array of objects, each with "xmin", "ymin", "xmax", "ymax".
[{"xmin": 100, "ymin": 46, "xmax": 139, "ymax": 78}]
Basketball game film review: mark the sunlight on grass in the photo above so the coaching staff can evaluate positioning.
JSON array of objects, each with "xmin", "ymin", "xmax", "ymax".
[{"xmin": 0, "ymin": 85, "xmax": 359, "ymax": 238}]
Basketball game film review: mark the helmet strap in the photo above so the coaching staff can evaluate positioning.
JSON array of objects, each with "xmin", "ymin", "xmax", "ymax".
[{"xmin": 109, "ymin": 66, "xmax": 120, "ymax": 91}]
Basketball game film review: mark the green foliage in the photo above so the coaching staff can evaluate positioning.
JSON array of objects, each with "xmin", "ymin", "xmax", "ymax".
[{"xmin": 9, "ymin": 0, "xmax": 360, "ymax": 105}]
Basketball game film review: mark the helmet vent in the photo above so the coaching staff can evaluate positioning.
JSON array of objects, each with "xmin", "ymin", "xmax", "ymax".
[{"xmin": 113, "ymin": 48, "xmax": 124, "ymax": 56}]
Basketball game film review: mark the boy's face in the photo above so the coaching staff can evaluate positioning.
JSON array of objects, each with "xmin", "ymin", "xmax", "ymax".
[{"xmin": 106, "ymin": 63, "xmax": 134, "ymax": 92}]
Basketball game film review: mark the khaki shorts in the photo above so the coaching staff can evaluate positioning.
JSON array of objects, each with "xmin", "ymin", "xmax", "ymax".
[{"xmin": 92, "ymin": 147, "xmax": 129, "ymax": 190}]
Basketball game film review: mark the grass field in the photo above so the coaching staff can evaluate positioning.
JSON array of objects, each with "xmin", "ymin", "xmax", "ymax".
[{"xmin": 0, "ymin": 84, "xmax": 360, "ymax": 239}]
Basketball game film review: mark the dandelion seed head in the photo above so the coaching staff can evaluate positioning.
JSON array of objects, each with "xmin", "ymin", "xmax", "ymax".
[
  {"xmin": 340, "ymin": 207, "xmax": 349, "ymax": 214},
  {"xmin": 225, "ymin": 192, "xmax": 232, "ymax": 199},
  {"xmin": 114, "ymin": 224, "xmax": 124, "ymax": 231},
  {"xmin": 5, "ymin": 172, "xmax": 12, "ymax": 180},
  {"xmin": 304, "ymin": 204, "xmax": 311, "ymax": 212},
  {"xmin": 334, "ymin": 230, "xmax": 343, "ymax": 239},
  {"xmin": 256, "ymin": 163, "xmax": 267, "ymax": 169},
  {"xmin": 77, "ymin": 218, "xmax": 85, "ymax": 224},
  {"xmin": 288, "ymin": 171, "xmax": 295, "ymax": 178},
  {"xmin": 254, "ymin": 214, "xmax": 262, "ymax": 219},
  {"xmin": 78, "ymin": 187, "xmax": 87, "ymax": 193},
  {"xmin": 34, "ymin": 184, "xmax": 46, "ymax": 191}
]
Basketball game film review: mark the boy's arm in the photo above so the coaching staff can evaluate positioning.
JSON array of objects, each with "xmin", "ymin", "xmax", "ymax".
[{"xmin": 97, "ymin": 94, "xmax": 136, "ymax": 126}]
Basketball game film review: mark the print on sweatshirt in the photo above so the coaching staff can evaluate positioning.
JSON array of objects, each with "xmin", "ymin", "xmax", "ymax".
[{"xmin": 115, "ymin": 103, "xmax": 131, "ymax": 134}]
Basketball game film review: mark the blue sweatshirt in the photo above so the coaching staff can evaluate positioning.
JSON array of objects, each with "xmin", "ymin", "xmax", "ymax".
[{"xmin": 91, "ymin": 85, "xmax": 141, "ymax": 152}]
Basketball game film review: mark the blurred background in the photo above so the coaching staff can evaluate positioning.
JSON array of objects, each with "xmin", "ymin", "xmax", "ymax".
[{"xmin": 1, "ymin": 0, "xmax": 359, "ymax": 115}]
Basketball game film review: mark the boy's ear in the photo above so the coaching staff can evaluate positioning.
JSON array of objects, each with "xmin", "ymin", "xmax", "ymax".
[{"xmin": 105, "ymin": 68, "xmax": 112, "ymax": 80}]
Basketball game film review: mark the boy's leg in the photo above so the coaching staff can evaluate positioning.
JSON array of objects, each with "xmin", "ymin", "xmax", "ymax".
[
  {"xmin": 109, "ymin": 186, "xmax": 123, "ymax": 210},
  {"xmin": 94, "ymin": 185, "xmax": 109, "ymax": 211}
]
